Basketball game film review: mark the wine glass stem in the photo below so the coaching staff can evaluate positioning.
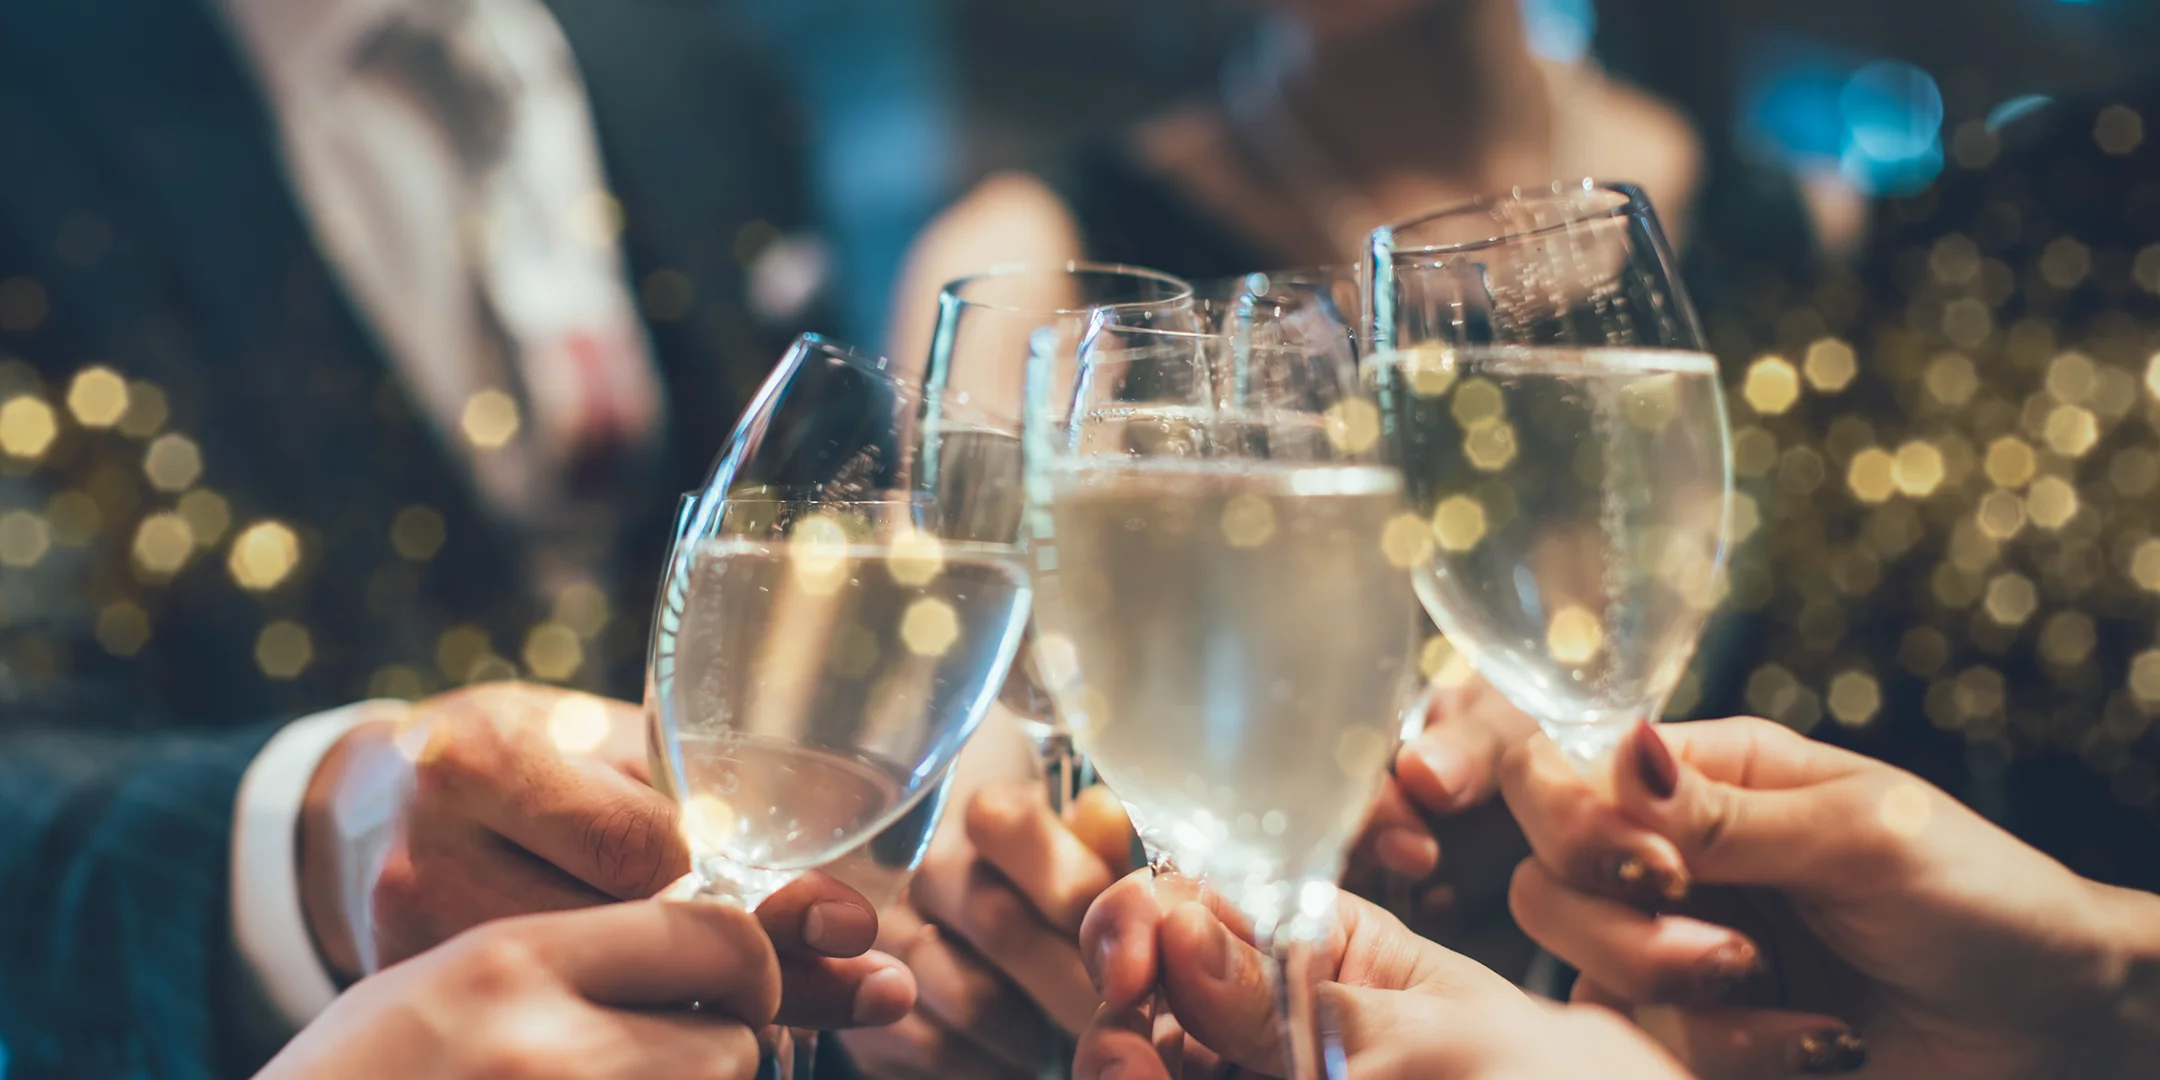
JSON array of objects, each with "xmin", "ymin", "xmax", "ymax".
[
  {"xmin": 1270, "ymin": 930, "xmax": 1342, "ymax": 1080},
  {"xmin": 1038, "ymin": 730, "xmax": 1080, "ymax": 816},
  {"xmin": 1553, "ymin": 718, "xmax": 1638, "ymax": 777}
]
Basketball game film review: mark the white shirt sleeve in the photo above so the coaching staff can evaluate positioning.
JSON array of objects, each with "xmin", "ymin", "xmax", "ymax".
[{"xmin": 229, "ymin": 701, "xmax": 404, "ymax": 1031}]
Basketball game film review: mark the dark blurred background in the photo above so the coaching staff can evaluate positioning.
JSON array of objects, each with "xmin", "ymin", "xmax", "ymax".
[{"xmin": 734, "ymin": 0, "xmax": 2158, "ymax": 341}]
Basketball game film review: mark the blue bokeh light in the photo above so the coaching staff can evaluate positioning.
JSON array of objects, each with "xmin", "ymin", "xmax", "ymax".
[
  {"xmin": 1520, "ymin": 0, "xmax": 1597, "ymax": 64},
  {"xmin": 1739, "ymin": 38, "xmax": 1946, "ymax": 199}
]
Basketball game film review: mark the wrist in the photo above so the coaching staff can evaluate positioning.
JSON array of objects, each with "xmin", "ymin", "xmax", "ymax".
[
  {"xmin": 2082, "ymin": 879, "xmax": 2160, "ymax": 1078},
  {"xmin": 298, "ymin": 719, "xmax": 400, "ymax": 984}
]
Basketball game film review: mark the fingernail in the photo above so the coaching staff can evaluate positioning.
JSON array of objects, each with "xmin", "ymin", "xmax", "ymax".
[
  {"xmin": 1417, "ymin": 742, "xmax": 1472, "ymax": 802},
  {"xmin": 1200, "ymin": 917, "xmax": 1233, "ymax": 981},
  {"xmin": 1788, "ymin": 1030, "xmax": 1867, "ymax": 1074},
  {"xmin": 1633, "ymin": 721, "xmax": 1677, "ymax": 799},
  {"xmin": 1602, "ymin": 852, "xmax": 1689, "ymax": 907},
  {"xmin": 851, "ymin": 966, "xmax": 914, "ymax": 1026},
  {"xmin": 1089, "ymin": 931, "xmax": 1117, "ymax": 994},
  {"xmin": 1687, "ymin": 941, "xmax": 1764, "ymax": 1005},
  {"xmin": 1376, "ymin": 827, "xmax": 1441, "ymax": 878},
  {"xmin": 803, "ymin": 900, "xmax": 877, "ymax": 956}
]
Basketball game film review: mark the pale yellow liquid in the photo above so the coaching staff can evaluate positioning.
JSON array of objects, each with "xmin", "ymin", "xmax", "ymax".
[
  {"xmin": 1033, "ymin": 462, "xmax": 1419, "ymax": 909},
  {"xmin": 660, "ymin": 539, "xmax": 1029, "ymax": 880}
]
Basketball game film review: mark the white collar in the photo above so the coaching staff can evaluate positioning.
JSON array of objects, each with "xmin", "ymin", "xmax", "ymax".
[{"xmin": 217, "ymin": 0, "xmax": 413, "ymax": 100}]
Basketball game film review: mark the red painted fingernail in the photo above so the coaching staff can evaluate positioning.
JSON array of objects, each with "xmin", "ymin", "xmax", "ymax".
[{"xmin": 1633, "ymin": 720, "xmax": 1678, "ymax": 799}]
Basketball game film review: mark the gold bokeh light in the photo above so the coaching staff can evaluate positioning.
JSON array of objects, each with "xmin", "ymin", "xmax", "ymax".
[
  {"xmin": 1742, "ymin": 355, "xmax": 1800, "ymax": 414},
  {"xmin": 0, "ymin": 395, "xmax": 58, "ymax": 460},
  {"xmin": 228, "ymin": 520, "xmax": 301, "ymax": 591},
  {"xmin": 1804, "ymin": 338, "xmax": 1857, "ymax": 392},
  {"xmin": 143, "ymin": 433, "xmax": 203, "ymax": 492},
  {"xmin": 1546, "ymin": 605, "xmax": 1604, "ymax": 666},
  {"xmin": 459, "ymin": 389, "xmax": 520, "ymax": 449},
  {"xmin": 1892, "ymin": 441, "xmax": 1945, "ymax": 497},
  {"xmin": 255, "ymin": 620, "xmax": 315, "ymax": 679},
  {"xmin": 1431, "ymin": 494, "xmax": 1487, "ymax": 552},
  {"xmin": 900, "ymin": 596, "xmax": 961, "ymax": 657},
  {"xmin": 1220, "ymin": 494, "xmax": 1277, "ymax": 549},
  {"xmin": 132, "ymin": 513, "xmax": 195, "ymax": 576},
  {"xmin": 66, "ymin": 367, "xmax": 129, "ymax": 428}
]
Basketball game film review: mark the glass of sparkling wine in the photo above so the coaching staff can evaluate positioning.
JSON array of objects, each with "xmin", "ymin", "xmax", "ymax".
[
  {"xmin": 1024, "ymin": 316, "xmax": 1421, "ymax": 1080},
  {"xmin": 922, "ymin": 262, "xmax": 1197, "ymax": 814},
  {"xmin": 645, "ymin": 336, "xmax": 1030, "ymax": 1077},
  {"xmin": 1366, "ymin": 182, "xmax": 1736, "ymax": 769}
]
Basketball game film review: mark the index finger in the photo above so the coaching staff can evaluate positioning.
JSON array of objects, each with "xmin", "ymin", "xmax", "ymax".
[
  {"xmin": 1499, "ymin": 733, "xmax": 1691, "ymax": 908},
  {"xmin": 1073, "ymin": 1001, "xmax": 1173, "ymax": 1080},
  {"xmin": 1395, "ymin": 679, "xmax": 1534, "ymax": 814},
  {"xmin": 1078, "ymin": 868, "xmax": 1162, "ymax": 1011},
  {"xmin": 415, "ymin": 687, "xmax": 690, "ymax": 900}
]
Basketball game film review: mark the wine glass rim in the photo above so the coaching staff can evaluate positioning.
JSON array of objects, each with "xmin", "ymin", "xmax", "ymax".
[
  {"xmin": 1376, "ymin": 180, "xmax": 1647, "ymax": 258},
  {"xmin": 938, "ymin": 261, "xmax": 1196, "ymax": 316},
  {"xmin": 793, "ymin": 332, "xmax": 902, "ymax": 382},
  {"xmin": 787, "ymin": 333, "xmax": 1019, "ymax": 415}
]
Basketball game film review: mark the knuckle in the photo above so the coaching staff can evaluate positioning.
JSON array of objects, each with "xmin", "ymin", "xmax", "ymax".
[
  {"xmin": 413, "ymin": 707, "xmax": 506, "ymax": 800},
  {"xmin": 448, "ymin": 924, "xmax": 549, "ymax": 998},
  {"xmin": 1689, "ymin": 786, "xmax": 1741, "ymax": 860},
  {"xmin": 580, "ymin": 797, "xmax": 680, "ymax": 898}
]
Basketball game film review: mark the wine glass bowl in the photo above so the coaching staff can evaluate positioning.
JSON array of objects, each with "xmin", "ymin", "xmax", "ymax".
[
  {"xmin": 1381, "ymin": 346, "xmax": 1731, "ymax": 766},
  {"xmin": 1026, "ymin": 317, "xmax": 1419, "ymax": 1080},
  {"xmin": 924, "ymin": 262, "xmax": 1200, "ymax": 811},
  {"xmin": 647, "ymin": 336, "xmax": 1030, "ymax": 908},
  {"xmin": 1369, "ymin": 182, "xmax": 1734, "ymax": 767}
]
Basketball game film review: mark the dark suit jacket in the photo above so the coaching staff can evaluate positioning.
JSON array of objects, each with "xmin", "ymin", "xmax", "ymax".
[{"xmin": 0, "ymin": 1, "xmax": 820, "ymax": 1074}]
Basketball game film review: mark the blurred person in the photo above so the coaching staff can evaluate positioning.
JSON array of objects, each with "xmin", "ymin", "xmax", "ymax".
[
  {"xmin": 892, "ymin": 0, "xmax": 1713, "ymax": 323},
  {"xmin": 0, "ymin": 0, "xmax": 857, "ymax": 1073},
  {"xmin": 1497, "ymin": 717, "xmax": 2160, "ymax": 1077},
  {"xmin": 258, "ymin": 877, "xmax": 917, "ymax": 1080},
  {"xmin": 1068, "ymin": 861, "xmax": 1693, "ymax": 1080}
]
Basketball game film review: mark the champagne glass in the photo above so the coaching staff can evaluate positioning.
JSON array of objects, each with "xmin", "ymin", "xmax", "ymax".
[
  {"xmin": 1025, "ymin": 318, "xmax": 1421, "ymax": 1080},
  {"xmin": 922, "ymin": 262, "xmax": 1198, "ymax": 814},
  {"xmin": 1367, "ymin": 182, "xmax": 1735, "ymax": 769},
  {"xmin": 645, "ymin": 335, "xmax": 1031, "ymax": 1073}
]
